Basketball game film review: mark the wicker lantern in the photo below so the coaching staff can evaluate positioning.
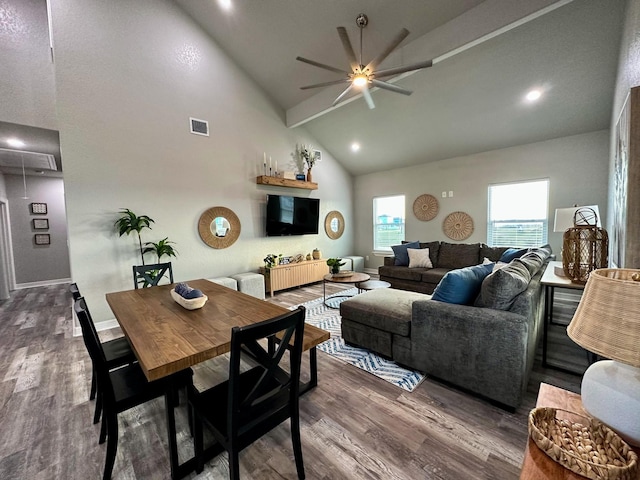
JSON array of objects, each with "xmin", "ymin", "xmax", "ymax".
[{"xmin": 562, "ymin": 207, "xmax": 609, "ymax": 283}]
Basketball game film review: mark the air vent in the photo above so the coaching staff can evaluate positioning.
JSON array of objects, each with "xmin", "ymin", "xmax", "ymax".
[
  {"xmin": 189, "ymin": 117, "xmax": 209, "ymax": 136},
  {"xmin": 0, "ymin": 148, "xmax": 57, "ymax": 170}
]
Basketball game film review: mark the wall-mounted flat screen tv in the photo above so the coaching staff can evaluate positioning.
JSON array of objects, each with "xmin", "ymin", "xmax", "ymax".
[{"xmin": 266, "ymin": 194, "xmax": 319, "ymax": 236}]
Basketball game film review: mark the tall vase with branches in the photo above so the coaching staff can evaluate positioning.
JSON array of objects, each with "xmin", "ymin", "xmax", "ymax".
[{"xmin": 114, "ymin": 209, "xmax": 154, "ymax": 265}]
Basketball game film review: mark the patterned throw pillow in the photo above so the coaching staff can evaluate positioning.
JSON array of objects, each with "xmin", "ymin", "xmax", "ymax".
[{"xmin": 407, "ymin": 248, "xmax": 433, "ymax": 268}]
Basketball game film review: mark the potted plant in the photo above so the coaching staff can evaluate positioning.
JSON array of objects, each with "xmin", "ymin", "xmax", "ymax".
[
  {"xmin": 263, "ymin": 253, "xmax": 283, "ymax": 270},
  {"xmin": 114, "ymin": 209, "xmax": 155, "ymax": 265},
  {"xmin": 326, "ymin": 258, "xmax": 346, "ymax": 274},
  {"xmin": 142, "ymin": 237, "xmax": 178, "ymax": 263}
]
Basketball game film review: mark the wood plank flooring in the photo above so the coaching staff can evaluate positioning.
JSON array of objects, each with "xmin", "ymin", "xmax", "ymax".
[{"xmin": 0, "ymin": 281, "xmax": 584, "ymax": 479}]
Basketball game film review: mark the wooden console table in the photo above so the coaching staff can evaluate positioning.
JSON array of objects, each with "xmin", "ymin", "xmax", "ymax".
[
  {"xmin": 520, "ymin": 383, "xmax": 640, "ymax": 479},
  {"xmin": 260, "ymin": 259, "xmax": 329, "ymax": 297}
]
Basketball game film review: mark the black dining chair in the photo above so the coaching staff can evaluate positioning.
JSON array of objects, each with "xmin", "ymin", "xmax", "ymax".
[
  {"xmin": 132, "ymin": 262, "xmax": 174, "ymax": 289},
  {"xmin": 70, "ymin": 283, "xmax": 137, "ymax": 424},
  {"xmin": 188, "ymin": 306, "xmax": 306, "ymax": 480},
  {"xmin": 74, "ymin": 297, "xmax": 193, "ymax": 480}
]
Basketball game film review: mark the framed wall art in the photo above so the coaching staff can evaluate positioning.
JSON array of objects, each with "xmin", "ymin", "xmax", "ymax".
[
  {"xmin": 32, "ymin": 218, "xmax": 49, "ymax": 230},
  {"xmin": 34, "ymin": 234, "xmax": 50, "ymax": 245},
  {"xmin": 30, "ymin": 202, "xmax": 47, "ymax": 214}
]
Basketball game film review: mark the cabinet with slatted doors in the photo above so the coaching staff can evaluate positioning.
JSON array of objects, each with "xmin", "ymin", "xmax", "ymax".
[{"xmin": 261, "ymin": 260, "xmax": 329, "ymax": 297}]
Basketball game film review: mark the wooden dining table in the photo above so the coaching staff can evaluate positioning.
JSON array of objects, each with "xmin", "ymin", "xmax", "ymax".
[{"xmin": 105, "ymin": 279, "xmax": 330, "ymax": 479}]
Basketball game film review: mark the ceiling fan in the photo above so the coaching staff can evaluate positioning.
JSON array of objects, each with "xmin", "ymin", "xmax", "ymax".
[{"xmin": 296, "ymin": 13, "xmax": 433, "ymax": 109}]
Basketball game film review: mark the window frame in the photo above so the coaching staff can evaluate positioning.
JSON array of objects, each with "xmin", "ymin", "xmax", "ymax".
[
  {"xmin": 372, "ymin": 194, "xmax": 406, "ymax": 254},
  {"xmin": 487, "ymin": 178, "xmax": 550, "ymax": 248}
]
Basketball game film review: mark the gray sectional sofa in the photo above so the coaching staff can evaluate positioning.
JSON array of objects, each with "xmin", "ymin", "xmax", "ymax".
[
  {"xmin": 379, "ymin": 241, "xmax": 511, "ymax": 294},
  {"xmin": 341, "ymin": 245, "xmax": 552, "ymax": 409}
]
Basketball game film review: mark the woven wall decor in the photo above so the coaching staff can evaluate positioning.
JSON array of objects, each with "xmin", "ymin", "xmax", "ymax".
[
  {"xmin": 443, "ymin": 211, "xmax": 474, "ymax": 240},
  {"xmin": 198, "ymin": 206, "xmax": 241, "ymax": 249},
  {"xmin": 413, "ymin": 194, "xmax": 439, "ymax": 221},
  {"xmin": 324, "ymin": 210, "xmax": 345, "ymax": 239}
]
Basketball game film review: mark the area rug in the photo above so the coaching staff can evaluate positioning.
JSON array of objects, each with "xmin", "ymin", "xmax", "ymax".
[{"xmin": 294, "ymin": 289, "xmax": 426, "ymax": 392}]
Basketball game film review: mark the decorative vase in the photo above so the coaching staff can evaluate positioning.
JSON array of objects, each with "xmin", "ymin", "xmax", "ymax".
[
  {"xmin": 306, "ymin": 167, "xmax": 313, "ymax": 182},
  {"xmin": 312, "ymin": 248, "xmax": 320, "ymax": 260},
  {"xmin": 331, "ymin": 266, "xmax": 340, "ymax": 274}
]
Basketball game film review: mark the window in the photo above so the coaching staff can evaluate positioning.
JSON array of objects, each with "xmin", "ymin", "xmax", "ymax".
[
  {"xmin": 487, "ymin": 179, "xmax": 549, "ymax": 247},
  {"xmin": 373, "ymin": 195, "xmax": 405, "ymax": 251}
]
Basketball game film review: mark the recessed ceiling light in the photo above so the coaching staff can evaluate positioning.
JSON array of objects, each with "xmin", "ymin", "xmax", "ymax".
[
  {"xmin": 351, "ymin": 142, "xmax": 360, "ymax": 152},
  {"xmin": 218, "ymin": 0, "xmax": 232, "ymax": 11},
  {"xmin": 525, "ymin": 89, "xmax": 542, "ymax": 102},
  {"xmin": 7, "ymin": 138, "xmax": 25, "ymax": 148}
]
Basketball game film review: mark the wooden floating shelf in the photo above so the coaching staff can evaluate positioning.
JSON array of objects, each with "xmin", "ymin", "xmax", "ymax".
[{"xmin": 256, "ymin": 175, "xmax": 318, "ymax": 190}]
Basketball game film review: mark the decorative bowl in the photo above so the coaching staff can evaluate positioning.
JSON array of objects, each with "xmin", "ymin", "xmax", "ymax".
[
  {"xmin": 332, "ymin": 270, "xmax": 354, "ymax": 278},
  {"xmin": 170, "ymin": 289, "xmax": 208, "ymax": 310}
]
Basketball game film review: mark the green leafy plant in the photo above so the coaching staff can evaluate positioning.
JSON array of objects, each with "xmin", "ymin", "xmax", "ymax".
[
  {"xmin": 263, "ymin": 253, "xmax": 283, "ymax": 269},
  {"xmin": 142, "ymin": 237, "xmax": 178, "ymax": 262},
  {"xmin": 326, "ymin": 257, "xmax": 346, "ymax": 274},
  {"xmin": 114, "ymin": 209, "xmax": 154, "ymax": 265}
]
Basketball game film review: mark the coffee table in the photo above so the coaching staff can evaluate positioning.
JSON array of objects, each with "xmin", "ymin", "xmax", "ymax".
[
  {"xmin": 323, "ymin": 272, "xmax": 370, "ymax": 308},
  {"xmin": 357, "ymin": 280, "xmax": 391, "ymax": 292}
]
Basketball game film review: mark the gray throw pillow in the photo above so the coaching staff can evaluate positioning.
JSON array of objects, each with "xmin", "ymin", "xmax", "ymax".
[{"xmin": 475, "ymin": 259, "xmax": 532, "ymax": 310}]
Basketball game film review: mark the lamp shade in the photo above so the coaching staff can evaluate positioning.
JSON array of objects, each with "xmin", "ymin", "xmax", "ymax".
[
  {"xmin": 567, "ymin": 268, "xmax": 640, "ymax": 367},
  {"xmin": 554, "ymin": 205, "xmax": 601, "ymax": 232}
]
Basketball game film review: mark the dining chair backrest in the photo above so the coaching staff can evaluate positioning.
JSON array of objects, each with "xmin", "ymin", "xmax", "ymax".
[
  {"xmin": 132, "ymin": 262, "xmax": 174, "ymax": 289},
  {"xmin": 70, "ymin": 282, "xmax": 81, "ymax": 301},
  {"xmin": 74, "ymin": 298, "xmax": 115, "ymax": 404},
  {"xmin": 227, "ymin": 306, "xmax": 306, "ymax": 438}
]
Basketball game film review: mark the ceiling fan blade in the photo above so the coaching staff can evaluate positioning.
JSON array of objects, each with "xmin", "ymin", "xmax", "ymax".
[
  {"xmin": 371, "ymin": 79, "xmax": 412, "ymax": 96},
  {"xmin": 301, "ymin": 79, "xmax": 351, "ymax": 90},
  {"xmin": 296, "ymin": 56, "xmax": 350, "ymax": 75},
  {"xmin": 332, "ymin": 84, "xmax": 354, "ymax": 106},
  {"xmin": 362, "ymin": 86, "xmax": 375, "ymax": 109},
  {"xmin": 374, "ymin": 59, "xmax": 433, "ymax": 79},
  {"xmin": 364, "ymin": 28, "xmax": 410, "ymax": 73},
  {"xmin": 337, "ymin": 27, "xmax": 360, "ymax": 72}
]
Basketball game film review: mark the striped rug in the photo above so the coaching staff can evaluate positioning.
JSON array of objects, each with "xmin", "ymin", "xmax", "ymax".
[{"xmin": 295, "ymin": 289, "xmax": 426, "ymax": 392}]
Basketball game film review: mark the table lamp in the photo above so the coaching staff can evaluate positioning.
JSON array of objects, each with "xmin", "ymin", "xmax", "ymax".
[
  {"xmin": 553, "ymin": 205, "xmax": 608, "ymax": 283},
  {"xmin": 567, "ymin": 268, "xmax": 640, "ymax": 446}
]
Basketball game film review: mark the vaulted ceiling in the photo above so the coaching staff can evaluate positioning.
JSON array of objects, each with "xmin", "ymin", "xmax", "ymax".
[{"xmin": 176, "ymin": 0, "xmax": 624, "ymax": 176}]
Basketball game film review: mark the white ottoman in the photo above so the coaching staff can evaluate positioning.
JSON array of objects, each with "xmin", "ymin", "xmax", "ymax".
[
  {"xmin": 206, "ymin": 277, "xmax": 238, "ymax": 290},
  {"xmin": 230, "ymin": 272, "xmax": 265, "ymax": 300},
  {"xmin": 344, "ymin": 256, "xmax": 364, "ymax": 273}
]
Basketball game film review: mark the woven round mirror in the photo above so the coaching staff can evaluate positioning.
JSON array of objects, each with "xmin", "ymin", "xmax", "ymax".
[
  {"xmin": 413, "ymin": 194, "xmax": 439, "ymax": 221},
  {"xmin": 198, "ymin": 206, "xmax": 241, "ymax": 249},
  {"xmin": 443, "ymin": 211, "xmax": 474, "ymax": 241},
  {"xmin": 324, "ymin": 211, "xmax": 345, "ymax": 239}
]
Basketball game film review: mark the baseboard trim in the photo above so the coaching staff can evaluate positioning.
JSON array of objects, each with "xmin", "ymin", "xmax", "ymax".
[
  {"xmin": 364, "ymin": 267, "xmax": 377, "ymax": 275},
  {"xmin": 15, "ymin": 278, "xmax": 72, "ymax": 289}
]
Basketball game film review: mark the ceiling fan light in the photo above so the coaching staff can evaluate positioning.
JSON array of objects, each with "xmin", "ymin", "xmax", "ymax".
[{"xmin": 352, "ymin": 75, "xmax": 368, "ymax": 87}]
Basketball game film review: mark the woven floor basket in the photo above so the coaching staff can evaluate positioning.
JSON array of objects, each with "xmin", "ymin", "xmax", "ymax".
[{"xmin": 529, "ymin": 407, "xmax": 638, "ymax": 479}]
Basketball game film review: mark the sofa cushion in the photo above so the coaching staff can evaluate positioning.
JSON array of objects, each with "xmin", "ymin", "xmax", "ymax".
[
  {"xmin": 340, "ymin": 288, "xmax": 427, "ymax": 336},
  {"xmin": 392, "ymin": 241, "xmax": 420, "ymax": 266},
  {"xmin": 418, "ymin": 241, "xmax": 440, "ymax": 266},
  {"xmin": 421, "ymin": 268, "xmax": 451, "ymax": 284},
  {"xmin": 378, "ymin": 265, "xmax": 426, "ymax": 282},
  {"xmin": 517, "ymin": 252, "xmax": 544, "ymax": 276},
  {"xmin": 475, "ymin": 259, "xmax": 532, "ymax": 310},
  {"xmin": 480, "ymin": 244, "xmax": 509, "ymax": 262},
  {"xmin": 432, "ymin": 263, "xmax": 494, "ymax": 305},
  {"xmin": 408, "ymin": 248, "xmax": 433, "ymax": 268},
  {"xmin": 437, "ymin": 242, "xmax": 481, "ymax": 269},
  {"xmin": 499, "ymin": 248, "xmax": 528, "ymax": 262}
]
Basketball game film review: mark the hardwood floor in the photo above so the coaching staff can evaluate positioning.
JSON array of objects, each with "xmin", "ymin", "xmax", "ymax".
[{"xmin": 0, "ymin": 281, "xmax": 584, "ymax": 479}]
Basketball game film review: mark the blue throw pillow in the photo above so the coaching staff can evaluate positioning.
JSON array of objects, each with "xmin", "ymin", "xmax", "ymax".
[
  {"xmin": 499, "ymin": 248, "xmax": 528, "ymax": 263},
  {"xmin": 392, "ymin": 241, "xmax": 420, "ymax": 266},
  {"xmin": 432, "ymin": 263, "xmax": 494, "ymax": 305}
]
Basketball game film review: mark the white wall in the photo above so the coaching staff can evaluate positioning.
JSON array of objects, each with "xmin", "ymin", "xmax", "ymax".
[
  {"xmin": 608, "ymin": 0, "xmax": 640, "ymax": 267},
  {"xmin": 5, "ymin": 174, "xmax": 70, "ymax": 284},
  {"xmin": 354, "ymin": 130, "xmax": 610, "ymax": 269},
  {"xmin": 50, "ymin": 0, "xmax": 353, "ymax": 324},
  {"xmin": 0, "ymin": 0, "xmax": 57, "ymax": 130}
]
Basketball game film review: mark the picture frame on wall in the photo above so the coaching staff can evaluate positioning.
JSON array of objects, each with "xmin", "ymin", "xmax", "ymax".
[
  {"xmin": 312, "ymin": 149, "xmax": 322, "ymax": 163},
  {"xmin": 32, "ymin": 218, "xmax": 49, "ymax": 230},
  {"xmin": 30, "ymin": 202, "xmax": 47, "ymax": 214},
  {"xmin": 34, "ymin": 234, "xmax": 50, "ymax": 245}
]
